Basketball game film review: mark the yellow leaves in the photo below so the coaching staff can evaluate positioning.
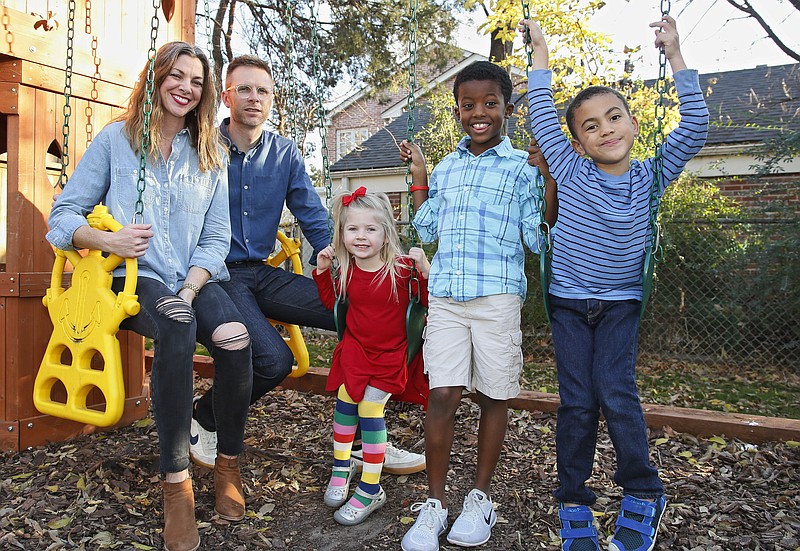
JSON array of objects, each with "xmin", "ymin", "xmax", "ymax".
[
  {"xmin": 708, "ymin": 436, "xmax": 727, "ymax": 446},
  {"xmin": 400, "ymin": 516, "xmax": 416, "ymax": 525},
  {"xmin": 678, "ymin": 451, "xmax": 693, "ymax": 458},
  {"xmin": 134, "ymin": 418, "xmax": 155, "ymax": 428},
  {"xmin": 47, "ymin": 516, "xmax": 72, "ymax": 529},
  {"xmin": 654, "ymin": 437, "xmax": 669, "ymax": 446},
  {"xmin": 11, "ymin": 472, "xmax": 33, "ymax": 480},
  {"xmin": 786, "ymin": 440, "xmax": 800, "ymax": 448},
  {"xmin": 76, "ymin": 476, "xmax": 86, "ymax": 490},
  {"xmin": 131, "ymin": 543, "xmax": 156, "ymax": 550}
]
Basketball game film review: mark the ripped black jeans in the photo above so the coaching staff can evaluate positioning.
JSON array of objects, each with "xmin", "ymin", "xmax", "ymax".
[{"xmin": 115, "ymin": 276, "xmax": 252, "ymax": 474}]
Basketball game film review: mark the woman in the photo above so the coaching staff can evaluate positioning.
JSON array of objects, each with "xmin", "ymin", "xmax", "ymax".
[{"xmin": 47, "ymin": 42, "xmax": 252, "ymax": 551}]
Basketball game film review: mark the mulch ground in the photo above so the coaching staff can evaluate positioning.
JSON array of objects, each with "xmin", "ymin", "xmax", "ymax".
[{"xmin": 1, "ymin": 385, "xmax": 799, "ymax": 550}]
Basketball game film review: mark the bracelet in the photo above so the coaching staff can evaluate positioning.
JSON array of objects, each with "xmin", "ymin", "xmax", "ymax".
[
  {"xmin": 180, "ymin": 282, "xmax": 201, "ymax": 297},
  {"xmin": 410, "ymin": 185, "xmax": 429, "ymax": 192}
]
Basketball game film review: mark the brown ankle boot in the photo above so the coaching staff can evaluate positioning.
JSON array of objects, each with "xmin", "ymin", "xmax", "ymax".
[
  {"xmin": 161, "ymin": 478, "xmax": 199, "ymax": 551},
  {"xmin": 215, "ymin": 455, "xmax": 245, "ymax": 521}
]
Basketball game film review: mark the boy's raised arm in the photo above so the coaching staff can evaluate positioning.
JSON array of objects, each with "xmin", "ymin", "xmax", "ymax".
[
  {"xmin": 518, "ymin": 19, "xmax": 549, "ymax": 71},
  {"xmin": 650, "ymin": 14, "xmax": 687, "ymax": 73}
]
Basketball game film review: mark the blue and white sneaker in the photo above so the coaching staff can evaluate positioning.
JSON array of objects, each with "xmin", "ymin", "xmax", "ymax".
[
  {"xmin": 609, "ymin": 495, "xmax": 667, "ymax": 551},
  {"xmin": 446, "ymin": 489, "xmax": 497, "ymax": 547},
  {"xmin": 558, "ymin": 503, "xmax": 599, "ymax": 551}
]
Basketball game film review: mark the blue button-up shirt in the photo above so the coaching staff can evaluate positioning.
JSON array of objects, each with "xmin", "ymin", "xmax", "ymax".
[
  {"xmin": 413, "ymin": 136, "xmax": 544, "ymax": 301},
  {"xmin": 220, "ymin": 119, "xmax": 331, "ymax": 263},
  {"xmin": 47, "ymin": 121, "xmax": 231, "ymax": 291}
]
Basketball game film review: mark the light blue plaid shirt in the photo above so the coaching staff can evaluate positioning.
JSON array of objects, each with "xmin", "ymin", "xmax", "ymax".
[{"xmin": 413, "ymin": 136, "xmax": 544, "ymax": 302}]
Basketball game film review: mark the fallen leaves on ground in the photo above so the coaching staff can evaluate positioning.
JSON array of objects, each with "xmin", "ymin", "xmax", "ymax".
[{"xmin": 1, "ymin": 387, "xmax": 798, "ymax": 550}]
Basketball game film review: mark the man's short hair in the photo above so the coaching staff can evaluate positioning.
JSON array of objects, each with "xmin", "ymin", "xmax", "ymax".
[
  {"xmin": 225, "ymin": 55, "xmax": 272, "ymax": 86},
  {"xmin": 453, "ymin": 61, "xmax": 512, "ymax": 104},
  {"xmin": 566, "ymin": 86, "xmax": 631, "ymax": 137}
]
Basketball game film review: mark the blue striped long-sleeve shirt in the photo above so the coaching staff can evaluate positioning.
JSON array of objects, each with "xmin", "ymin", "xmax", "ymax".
[
  {"xmin": 527, "ymin": 69, "xmax": 709, "ymax": 301},
  {"xmin": 413, "ymin": 136, "xmax": 545, "ymax": 302}
]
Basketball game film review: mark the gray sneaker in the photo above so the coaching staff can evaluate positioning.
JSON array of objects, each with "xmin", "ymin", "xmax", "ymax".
[
  {"xmin": 189, "ymin": 417, "xmax": 217, "ymax": 469},
  {"xmin": 446, "ymin": 489, "xmax": 497, "ymax": 547},
  {"xmin": 401, "ymin": 498, "xmax": 448, "ymax": 551}
]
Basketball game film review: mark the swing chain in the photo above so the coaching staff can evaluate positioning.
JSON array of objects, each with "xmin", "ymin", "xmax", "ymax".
[
  {"xmin": 284, "ymin": 2, "xmax": 299, "ymax": 144},
  {"xmin": 405, "ymin": 0, "xmax": 420, "ymax": 300},
  {"xmin": 520, "ymin": 0, "xmax": 533, "ymax": 69},
  {"xmin": 134, "ymin": 0, "xmax": 161, "ymax": 224},
  {"xmin": 310, "ymin": 2, "xmax": 340, "ymax": 291},
  {"xmin": 204, "ymin": 0, "xmax": 214, "ymax": 72},
  {"xmin": 648, "ymin": 0, "xmax": 671, "ymax": 262},
  {"xmin": 519, "ymin": 1, "xmax": 550, "ymax": 252},
  {"xmin": 311, "ymin": 3, "xmax": 334, "ymax": 236},
  {"xmin": 58, "ymin": 0, "xmax": 77, "ymax": 190}
]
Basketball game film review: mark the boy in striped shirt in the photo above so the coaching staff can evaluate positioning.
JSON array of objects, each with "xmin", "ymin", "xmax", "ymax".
[{"xmin": 520, "ymin": 14, "xmax": 708, "ymax": 551}]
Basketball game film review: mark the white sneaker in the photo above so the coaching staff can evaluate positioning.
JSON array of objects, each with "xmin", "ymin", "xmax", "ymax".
[
  {"xmin": 401, "ymin": 498, "xmax": 448, "ymax": 551},
  {"xmin": 352, "ymin": 442, "xmax": 426, "ymax": 475},
  {"xmin": 446, "ymin": 489, "xmax": 497, "ymax": 547},
  {"xmin": 189, "ymin": 417, "xmax": 217, "ymax": 469}
]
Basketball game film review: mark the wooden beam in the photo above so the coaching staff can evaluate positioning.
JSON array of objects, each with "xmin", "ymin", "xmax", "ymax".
[
  {"xmin": 159, "ymin": 353, "xmax": 800, "ymax": 445},
  {"xmin": 0, "ymin": 58, "xmax": 131, "ymax": 107}
]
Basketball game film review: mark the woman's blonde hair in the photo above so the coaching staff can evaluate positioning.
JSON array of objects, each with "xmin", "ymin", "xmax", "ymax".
[
  {"xmin": 117, "ymin": 41, "xmax": 224, "ymax": 172},
  {"xmin": 331, "ymin": 189, "xmax": 408, "ymax": 301}
]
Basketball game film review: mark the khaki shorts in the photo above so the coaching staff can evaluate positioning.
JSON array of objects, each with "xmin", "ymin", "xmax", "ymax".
[{"xmin": 423, "ymin": 294, "xmax": 523, "ymax": 400}]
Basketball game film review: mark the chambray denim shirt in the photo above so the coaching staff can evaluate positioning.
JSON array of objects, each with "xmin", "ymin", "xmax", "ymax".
[
  {"xmin": 413, "ymin": 136, "xmax": 544, "ymax": 302},
  {"xmin": 47, "ymin": 121, "xmax": 231, "ymax": 292}
]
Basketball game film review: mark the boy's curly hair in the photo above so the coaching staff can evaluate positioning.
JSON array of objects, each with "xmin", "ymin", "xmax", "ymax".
[{"xmin": 453, "ymin": 61, "xmax": 512, "ymax": 104}]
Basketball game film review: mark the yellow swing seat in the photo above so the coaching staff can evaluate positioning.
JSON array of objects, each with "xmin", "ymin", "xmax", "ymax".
[
  {"xmin": 266, "ymin": 230, "xmax": 310, "ymax": 378},
  {"xmin": 34, "ymin": 205, "xmax": 140, "ymax": 427}
]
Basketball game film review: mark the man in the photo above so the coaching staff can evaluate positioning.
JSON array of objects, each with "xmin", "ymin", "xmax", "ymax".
[{"xmin": 190, "ymin": 55, "xmax": 424, "ymax": 477}]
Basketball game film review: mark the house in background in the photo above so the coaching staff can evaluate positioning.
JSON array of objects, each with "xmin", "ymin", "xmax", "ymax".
[{"xmin": 326, "ymin": 60, "xmax": 800, "ymax": 211}]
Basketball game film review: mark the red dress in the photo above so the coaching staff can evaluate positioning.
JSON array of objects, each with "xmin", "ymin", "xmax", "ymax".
[{"xmin": 313, "ymin": 259, "xmax": 429, "ymax": 406}]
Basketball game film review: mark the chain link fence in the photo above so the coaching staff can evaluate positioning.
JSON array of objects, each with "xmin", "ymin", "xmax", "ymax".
[{"xmin": 522, "ymin": 216, "xmax": 799, "ymax": 370}]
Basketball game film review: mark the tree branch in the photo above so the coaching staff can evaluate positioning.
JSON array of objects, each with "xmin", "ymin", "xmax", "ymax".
[{"xmin": 724, "ymin": 0, "xmax": 800, "ymax": 62}]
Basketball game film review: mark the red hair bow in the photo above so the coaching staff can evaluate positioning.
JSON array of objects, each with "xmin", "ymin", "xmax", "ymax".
[{"xmin": 342, "ymin": 186, "xmax": 367, "ymax": 206}]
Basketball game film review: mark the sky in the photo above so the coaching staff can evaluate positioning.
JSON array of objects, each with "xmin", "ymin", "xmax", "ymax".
[{"xmin": 458, "ymin": 0, "xmax": 800, "ymax": 79}]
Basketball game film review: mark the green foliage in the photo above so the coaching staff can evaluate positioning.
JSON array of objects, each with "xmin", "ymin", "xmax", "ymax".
[
  {"xmin": 415, "ymin": 86, "xmax": 461, "ymax": 168},
  {"xmin": 643, "ymin": 174, "xmax": 800, "ymax": 368}
]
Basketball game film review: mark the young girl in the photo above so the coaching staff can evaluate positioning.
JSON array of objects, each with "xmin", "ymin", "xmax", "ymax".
[{"xmin": 313, "ymin": 186, "xmax": 430, "ymax": 526}]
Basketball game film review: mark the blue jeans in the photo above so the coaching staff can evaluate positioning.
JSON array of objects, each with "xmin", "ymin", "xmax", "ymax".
[
  {"xmin": 549, "ymin": 295, "xmax": 663, "ymax": 505},
  {"xmin": 117, "ymin": 277, "xmax": 252, "ymax": 474},
  {"xmin": 193, "ymin": 263, "xmax": 335, "ymax": 431}
]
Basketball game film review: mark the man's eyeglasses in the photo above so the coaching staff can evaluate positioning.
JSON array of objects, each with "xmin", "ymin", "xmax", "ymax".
[{"xmin": 226, "ymin": 84, "xmax": 273, "ymax": 100}]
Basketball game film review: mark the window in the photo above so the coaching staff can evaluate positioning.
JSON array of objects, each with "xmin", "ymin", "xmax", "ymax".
[{"xmin": 336, "ymin": 127, "xmax": 369, "ymax": 160}]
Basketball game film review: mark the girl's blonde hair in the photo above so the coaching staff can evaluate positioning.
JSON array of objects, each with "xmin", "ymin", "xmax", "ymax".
[
  {"xmin": 116, "ymin": 41, "xmax": 224, "ymax": 172},
  {"xmin": 331, "ymin": 189, "xmax": 408, "ymax": 301}
]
